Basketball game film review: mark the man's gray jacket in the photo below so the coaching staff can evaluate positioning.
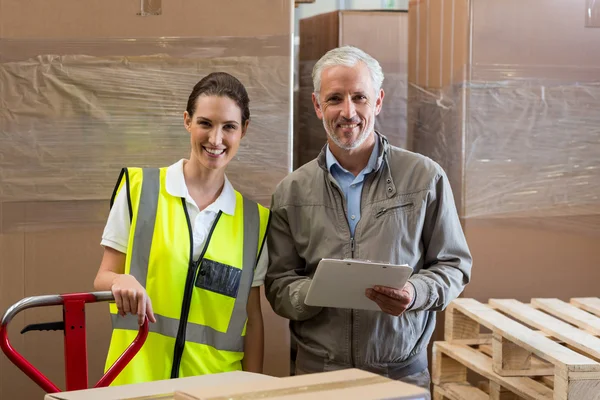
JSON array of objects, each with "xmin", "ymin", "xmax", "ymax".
[{"xmin": 265, "ymin": 133, "xmax": 472, "ymax": 378}]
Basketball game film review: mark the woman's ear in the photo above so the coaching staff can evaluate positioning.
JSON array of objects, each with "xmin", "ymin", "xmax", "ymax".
[
  {"xmin": 183, "ymin": 111, "xmax": 192, "ymax": 132},
  {"xmin": 241, "ymin": 119, "xmax": 250, "ymax": 138}
]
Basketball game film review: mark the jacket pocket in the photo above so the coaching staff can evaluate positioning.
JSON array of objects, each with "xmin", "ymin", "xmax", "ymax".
[
  {"xmin": 375, "ymin": 202, "xmax": 414, "ymax": 218},
  {"xmin": 195, "ymin": 259, "xmax": 242, "ymax": 298},
  {"xmin": 359, "ymin": 310, "xmax": 428, "ymax": 365},
  {"xmin": 367, "ymin": 194, "xmax": 424, "ymax": 264}
]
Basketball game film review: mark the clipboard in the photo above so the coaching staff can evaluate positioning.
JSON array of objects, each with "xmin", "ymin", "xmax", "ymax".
[{"xmin": 304, "ymin": 258, "xmax": 413, "ymax": 311}]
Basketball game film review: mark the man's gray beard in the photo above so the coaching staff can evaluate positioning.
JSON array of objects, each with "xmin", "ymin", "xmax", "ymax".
[{"xmin": 324, "ymin": 117, "xmax": 374, "ymax": 151}]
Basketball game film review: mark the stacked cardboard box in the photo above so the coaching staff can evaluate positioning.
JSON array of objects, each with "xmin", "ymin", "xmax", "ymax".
[
  {"xmin": 44, "ymin": 371, "xmax": 275, "ymax": 400},
  {"xmin": 0, "ymin": 1, "xmax": 293, "ymax": 399},
  {"xmin": 176, "ymin": 369, "xmax": 429, "ymax": 400},
  {"xmin": 42, "ymin": 369, "xmax": 429, "ymax": 400},
  {"xmin": 408, "ymin": 0, "xmax": 600, "ymax": 304}
]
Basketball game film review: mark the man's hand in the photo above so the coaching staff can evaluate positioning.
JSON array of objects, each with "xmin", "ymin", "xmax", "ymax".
[{"xmin": 365, "ymin": 282, "xmax": 415, "ymax": 316}]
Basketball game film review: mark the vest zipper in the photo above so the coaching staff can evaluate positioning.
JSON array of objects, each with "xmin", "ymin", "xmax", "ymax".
[{"xmin": 171, "ymin": 199, "xmax": 222, "ymax": 379}]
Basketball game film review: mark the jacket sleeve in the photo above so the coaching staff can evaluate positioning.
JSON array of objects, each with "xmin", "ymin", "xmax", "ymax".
[
  {"xmin": 408, "ymin": 169, "xmax": 473, "ymax": 311},
  {"xmin": 264, "ymin": 194, "xmax": 323, "ymax": 321}
]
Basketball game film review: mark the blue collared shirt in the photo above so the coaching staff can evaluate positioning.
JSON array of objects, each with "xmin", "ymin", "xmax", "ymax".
[{"xmin": 326, "ymin": 139, "xmax": 380, "ymax": 236}]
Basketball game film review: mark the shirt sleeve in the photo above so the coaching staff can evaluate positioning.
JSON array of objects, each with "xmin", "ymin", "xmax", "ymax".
[
  {"xmin": 251, "ymin": 242, "xmax": 268, "ymax": 287},
  {"xmin": 100, "ymin": 188, "xmax": 131, "ymax": 254}
]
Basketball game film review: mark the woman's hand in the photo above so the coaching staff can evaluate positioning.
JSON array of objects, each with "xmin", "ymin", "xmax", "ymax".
[
  {"xmin": 94, "ymin": 247, "xmax": 157, "ymax": 326},
  {"xmin": 111, "ymin": 274, "xmax": 156, "ymax": 326}
]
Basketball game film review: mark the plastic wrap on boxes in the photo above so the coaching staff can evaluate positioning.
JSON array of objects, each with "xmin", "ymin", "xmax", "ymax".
[
  {"xmin": 0, "ymin": 37, "xmax": 291, "ymax": 210},
  {"xmin": 409, "ymin": 65, "xmax": 600, "ymax": 220},
  {"xmin": 408, "ymin": 83, "xmax": 464, "ymax": 213},
  {"xmin": 586, "ymin": 0, "xmax": 600, "ymax": 28}
]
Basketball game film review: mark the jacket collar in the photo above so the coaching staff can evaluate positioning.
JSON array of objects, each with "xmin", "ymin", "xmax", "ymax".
[{"xmin": 317, "ymin": 132, "xmax": 397, "ymax": 198}]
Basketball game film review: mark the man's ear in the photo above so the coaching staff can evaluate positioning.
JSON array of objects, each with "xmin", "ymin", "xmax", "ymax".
[
  {"xmin": 312, "ymin": 92, "xmax": 324, "ymax": 120},
  {"xmin": 375, "ymin": 88, "xmax": 385, "ymax": 116}
]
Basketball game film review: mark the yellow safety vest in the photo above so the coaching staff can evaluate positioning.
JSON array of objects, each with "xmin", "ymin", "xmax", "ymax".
[{"xmin": 103, "ymin": 167, "xmax": 270, "ymax": 385}]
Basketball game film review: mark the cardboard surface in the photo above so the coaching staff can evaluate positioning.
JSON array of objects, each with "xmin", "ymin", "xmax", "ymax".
[
  {"xmin": 408, "ymin": 0, "xmax": 469, "ymax": 89},
  {"xmin": 44, "ymin": 371, "xmax": 275, "ymax": 400},
  {"xmin": 175, "ymin": 369, "xmax": 429, "ymax": 400},
  {"xmin": 0, "ymin": 1, "xmax": 293, "ymax": 399},
  {"xmin": 463, "ymin": 216, "xmax": 600, "ymax": 302},
  {"xmin": 472, "ymin": 0, "xmax": 600, "ymax": 67},
  {"xmin": 409, "ymin": 0, "xmax": 600, "ymax": 89},
  {"xmin": 0, "ymin": 0, "xmax": 290, "ymax": 39},
  {"xmin": 296, "ymin": 10, "xmax": 410, "ymax": 169}
]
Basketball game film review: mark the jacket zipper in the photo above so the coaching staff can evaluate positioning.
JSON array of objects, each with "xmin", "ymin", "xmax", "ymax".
[
  {"xmin": 328, "ymin": 178, "xmax": 356, "ymax": 367},
  {"xmin": 328, "ymin": 179, "xmax": 354, "ymax": 256},
  {"xmin": 170, "ymin": 199, "xmax": 222, "ymax": 379},
  {"xmin": 375, "ymin": 202, "xmax": 413, "ymax": 218}
]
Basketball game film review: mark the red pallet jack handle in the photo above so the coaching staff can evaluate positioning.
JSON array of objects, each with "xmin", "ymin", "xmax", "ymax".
[{"xmin": 0, "ymin": 292, "xmax": 148, "ymax": 393}]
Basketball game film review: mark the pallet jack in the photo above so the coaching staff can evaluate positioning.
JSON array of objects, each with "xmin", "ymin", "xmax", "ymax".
[{"xmin": 0, "ymin": 291, "xmax": 148, "ymax": 393}]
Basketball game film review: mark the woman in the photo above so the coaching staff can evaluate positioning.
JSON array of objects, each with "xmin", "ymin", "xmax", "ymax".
[{"xmin": 94, "ymin": 72, "xmax": 270, "ymax": 385}]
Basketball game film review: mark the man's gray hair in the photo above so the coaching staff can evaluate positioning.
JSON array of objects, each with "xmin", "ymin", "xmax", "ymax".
[{"xmin": 312, "ymin": 46, "xmax": 384, "ymax": 95}]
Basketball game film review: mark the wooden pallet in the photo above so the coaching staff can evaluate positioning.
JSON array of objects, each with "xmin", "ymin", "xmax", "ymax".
[{"xmin": 433, "ymin": 297, "xmax": 600, "ymax": 400}]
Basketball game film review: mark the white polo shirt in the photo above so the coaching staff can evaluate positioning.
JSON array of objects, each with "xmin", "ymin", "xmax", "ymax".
[{"xmin": 101, "ymin": 159, "xmax": 268, "ymax": 287}]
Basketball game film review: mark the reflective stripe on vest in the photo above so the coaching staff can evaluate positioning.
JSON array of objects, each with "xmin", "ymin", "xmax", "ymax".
[{"xmin": 110, "ymin": 168, "xmax": 259, "ymax": 353}]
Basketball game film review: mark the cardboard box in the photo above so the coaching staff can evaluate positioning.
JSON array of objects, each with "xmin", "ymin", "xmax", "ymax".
[
  {"xmin": 0, "ymin": 1, "xmax": 293, "ymax": 399},
  {"xmin": 408, "ymin": 0, "xmax": 469, "ymax": 90},
  {"xmin": 295, "ymin": 10, "xmax": 410, "ymax": 169},
  {"xmin": 0, "ymin": 0, "xmax": 289, "ymax": 39},
  {"xmin": 44, "ymin": 371, "xmax": 275, "ymax": 400},
  {"xmin": 175, "ymin": 369, "xmax": 430, "ymax": 400},
  {"xmin": 407, "ymin": 0, "xmax": 600, "ymax": 307}
]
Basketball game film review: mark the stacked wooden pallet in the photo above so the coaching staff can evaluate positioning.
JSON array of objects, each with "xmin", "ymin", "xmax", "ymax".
[{"xmin": 433, "ymin": 297, "xmax": 600, "ymax": 400}]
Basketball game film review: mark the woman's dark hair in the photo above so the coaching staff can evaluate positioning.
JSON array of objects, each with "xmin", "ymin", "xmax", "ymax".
[{"xmin": 186, "ymin": 72, "xmax": 250, "ymax": 125}]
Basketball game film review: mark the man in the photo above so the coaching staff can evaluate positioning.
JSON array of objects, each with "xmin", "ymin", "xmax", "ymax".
[{"xmin": 264, "ymin": 46, "xmax": 472, "ymax": 391}]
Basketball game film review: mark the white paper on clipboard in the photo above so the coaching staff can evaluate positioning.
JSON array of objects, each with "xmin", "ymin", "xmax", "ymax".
[{"xmin": 304, "ymin": 258, "xmax": 413, "ymax": 311}]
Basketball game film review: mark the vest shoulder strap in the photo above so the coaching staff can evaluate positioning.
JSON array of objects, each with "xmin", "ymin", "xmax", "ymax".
[{"xmin": 238, "ymin": 194, "xmax": 271, "ymax": 266}]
